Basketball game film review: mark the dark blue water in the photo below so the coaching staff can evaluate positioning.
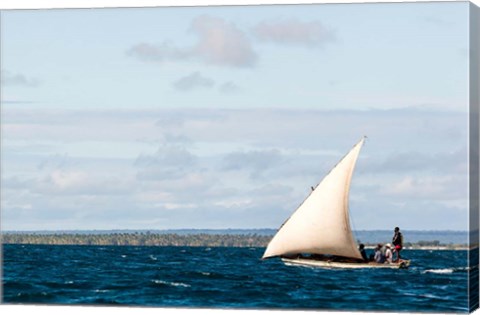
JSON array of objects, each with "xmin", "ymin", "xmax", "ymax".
[{"xmin": 2, "ymin": 245, "xmax": 474, "ymax": 312}]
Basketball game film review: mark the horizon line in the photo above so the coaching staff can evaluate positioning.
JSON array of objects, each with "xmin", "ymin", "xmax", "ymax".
[{"xmin": 2, "ymin": 228, "xmax": 470, "ymax": 232}]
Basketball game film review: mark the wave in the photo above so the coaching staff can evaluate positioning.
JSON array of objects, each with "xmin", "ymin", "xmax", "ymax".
[
  {"xmin": 402, "ymin": 292, "xmax": 444, "ymax": 300},
  {"xmin": 14, "ymin": 291, "xmax": 55, "ymax": 301},
  {"xmin": 3, "ymin": 244, "xmax": 470, "ymax": 311},
  {"xmin": 422, "ymin": 267, "xmax": 468, "ymax": 274},
  {"xmin": 423, "ymin": 269, "xmax": 454, "ymax": 274},
  {"xmin": 151, "ymin": 279, "xmax": 191, "ymax": 288}
]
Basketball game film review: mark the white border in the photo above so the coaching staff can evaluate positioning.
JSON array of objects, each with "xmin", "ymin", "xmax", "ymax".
[
  {"xmin": 0, "ymin": 1, "xmax": 476, "ymax": 315},
  {"xmin": 0, "ymin": 0, "xmax": 478, "ymax": 10}
]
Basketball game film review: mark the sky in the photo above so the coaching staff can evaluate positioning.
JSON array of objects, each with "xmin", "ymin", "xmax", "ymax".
[{"xmin": 0, "ymin": 1, "xmax": 472, "ymax": 231}]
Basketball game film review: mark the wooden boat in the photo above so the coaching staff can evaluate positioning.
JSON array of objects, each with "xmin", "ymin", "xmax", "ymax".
[
  {"xmin": 262, "ymin": 137, "xmax": 410, "ymax": 269},
  {"xmin": 281, "ymin": 257, "xmax": 411, "ymax": 269}
]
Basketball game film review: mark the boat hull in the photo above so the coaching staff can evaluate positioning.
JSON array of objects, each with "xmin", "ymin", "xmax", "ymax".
[{"xmin": 281, "ymin": 257, "xmax": 411, "ymax": 269}]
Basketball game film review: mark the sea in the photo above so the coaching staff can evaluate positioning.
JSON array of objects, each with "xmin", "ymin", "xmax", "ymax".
[{"xmin": 2, "ymin": 244, "xmax": 478, "ymax": 313}]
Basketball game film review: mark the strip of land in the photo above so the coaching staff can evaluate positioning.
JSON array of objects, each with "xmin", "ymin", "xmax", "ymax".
[{"xmin": 1, "ymin": 232, "xmax": 469, "ymax": 249}]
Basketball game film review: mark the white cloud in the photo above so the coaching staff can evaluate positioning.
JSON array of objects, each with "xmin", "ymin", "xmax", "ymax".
[
  {"xmin": 221, "ymin": 149, "xmax": 284, "ymax": 178},
  {"xmin": 190, "ymin": 15, "xmax": 257, "ymax": 67},
  {"xmin": 253, "ymin": 18, "xmax": 335, "ymax": 47},
  {"xmin": 380, "ymin": 175, "xmax": 467, "ymax": 200},
  {"xmin": 173, "ymin": 72, "xmax": 215, "ymax": 91},
  {"xmin": 127, "ymin": 15, "xmax": 257, "ymax": 68},
  {"xmin": 1, "ymin": 70, "xmax": 40, "ymax": 87},
  {"xmin": 49, "ymin": 170, "xmax": 87, "ymax": 190},
  {"xmin": 135, "ymin": 145, "xmax": 198, "ymax": 181},
  {"xmin": 1, "ymin": 106, "xmax": 469, "ymax": 230},
  {"xmin": 360, "ymin": 147, "xmax": 468, "ymax": 175},
  {"xmin": 37, "ymin": 153, "xmax": 71, "ymax": 170},
  {"xmin": 37, "ymin": 170, "xmax": 133, "ymax": 196},
  {"xmin": 219, "ymin": 81, "xmax": 240, "ymax": 93},
  {"xmin": 126, "ymin": 41, "xmax": 192, "ymax": 63}
]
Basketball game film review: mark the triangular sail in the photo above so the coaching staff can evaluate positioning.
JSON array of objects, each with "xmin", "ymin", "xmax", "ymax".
[{"xmin": 262, "ymin": 138, "xmax": 365, "ymax": 260}]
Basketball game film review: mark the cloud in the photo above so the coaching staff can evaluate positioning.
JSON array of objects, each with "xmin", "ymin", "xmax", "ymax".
[
  {"xmin": 222, "ymin": 149, "xmax": 284, "ymax": 178},
  {"xmin": 139, "ymin": 172, "xmax": 216, "ymax": 198},
  {"xmin": 127, "ymin": 15, "xmax": 257, "ymax": 68},
  {"xmin": 4, "ymin": 170, "xmax": 132, "ymax": 197},
  {"xmin": 219, "ymin": 81, "xmax": 240, "ymax": 94},
  {"xmin": 3, "ymin": 176, "xmax": 33, "ymax": 190},
  {"xmin": 168, "ymin": 77, "xmax": 239, "ymax": 95},
  {"xmin": 252, "ymin": 18, "xmax": 335, "ymax": 47},
  {"xmin": 136, "ymin": 146, "xmax": 197, "ymax": 170},
  {"xmin": 43, "ymin": 171, "xmax": 133, "ymax": 196},
  {"xmin": 4, "ymin": 106, "xmax": 467, "ymax": 159},
  {"xmin": 379, "ymin": 175, "xmax": 467, "ymax": 200},
  {"xmin": 162, "ymin": 133, "xmax": 193, "ymax": 145},
  {"xmin": 2, "ymin": 106, "xmax": 470, "ymax": 230},
  {"xmin": 173, "ymin": 72, "xmax": 215, "ymax": 91},
  {"xmin": 190, "ymin": 15, "xmax": 257, "ymax": 67},
  {"xmin": 1, "ymin": 70, "xmax": 40, "ymax": 87},
  {"xmin": 37, "ymin": 153, "xmax": 71, "ymax": 171},
  {"xmin": 126, "ymin": 42, "xmax": 192, "ymax": 63},
  {"xmin": 360, "ymin": 147, "xmax": 468, "ymax": 175},
  {"xmin": 135, "ymin": 145, "xmax": 198, "ymax": 181}
]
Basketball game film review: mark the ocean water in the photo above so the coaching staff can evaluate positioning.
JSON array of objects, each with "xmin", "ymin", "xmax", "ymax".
[{"xmin": 2, "ymin": 244, "xmax": 475, "ymax": 312}]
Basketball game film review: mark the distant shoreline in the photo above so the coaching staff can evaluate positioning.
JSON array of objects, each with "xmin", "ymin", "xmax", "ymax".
[
  {"xmin": 2, "ymin": 228, "xmax": 469, "ymax": 234},
  {"xmin": 3, "ymin": 243, "xmax": 470, "ymax": 250},
  {"xmin": 364, "ymin": 245, "xmax": 469, "ymax": 251},
  {"xmin": 1, "ymin": 232, "xmax": 470, "ymax": 250}
]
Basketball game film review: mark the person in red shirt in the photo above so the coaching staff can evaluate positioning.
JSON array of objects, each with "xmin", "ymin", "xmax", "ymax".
[{"xmin": 392, "ymin": 227, "xmax": 403, "ymax": 262}]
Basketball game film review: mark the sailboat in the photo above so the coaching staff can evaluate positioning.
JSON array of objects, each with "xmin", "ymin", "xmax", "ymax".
[{"xmin": 262, "ymin": 137, "xmax": 410, "ymax": 269}]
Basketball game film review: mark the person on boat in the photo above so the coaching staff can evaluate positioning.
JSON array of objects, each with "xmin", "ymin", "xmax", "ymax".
[
  {"xmin": 392, "ymin": 227, "xmax": 403, "ymax": 262},
  {"xmin": 384, "ymin": 243, "xmax": 393, "ymax": 263},
  {"xmin": 374, "ymin": 244, "xmax": 385, "ymax": 263},
  {"xmin": 358, "ymin": 243, "xmax": 368, "ymax": 261}
]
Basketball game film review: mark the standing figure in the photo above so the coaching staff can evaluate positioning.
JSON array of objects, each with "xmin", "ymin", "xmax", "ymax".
[{"xmin": 392, "ymin": 227, "xmax": 403, "ymax": 262}]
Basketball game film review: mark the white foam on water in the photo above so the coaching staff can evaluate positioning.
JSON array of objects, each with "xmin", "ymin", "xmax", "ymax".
[
  {"xmin": 448, "ymin": 305, "xmax": 470, "ymax": 312},
  {"xmin": 201, "ymin": 272, "xmax": 210, "ymax": 276},
  {"xmin": 93, "ymin": 289, "xmax": 110, "ymax": 293},
  {"xmin": 420, "ymin": 293, "xmax": 443, "ymax": 299},
  {"xmin": 152, "ymin": 280, "xmax": 191, "ymax": 288},
  {"xmin": 402, "ymin": 292, "xmax": 443, "ymax": 300},
  {"xmin": 422, "ymin": 268, "xmax": 454, "ymax": 274},
  {"xmin": 121, "ymin": 255, "xmax": 127, "ymax": 258},
  {"xmin": 149, "ymin": 255, "xmax": 157, "ymax": 260},
  {"xmin": 65, "ymin": 281, "xmax": 74, "ymax": 284}
]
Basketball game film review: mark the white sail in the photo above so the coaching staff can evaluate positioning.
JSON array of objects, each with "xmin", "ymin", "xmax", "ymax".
[{"xmin": 262, "ymin": 138, "xmax": 365, "ymax": 260}]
